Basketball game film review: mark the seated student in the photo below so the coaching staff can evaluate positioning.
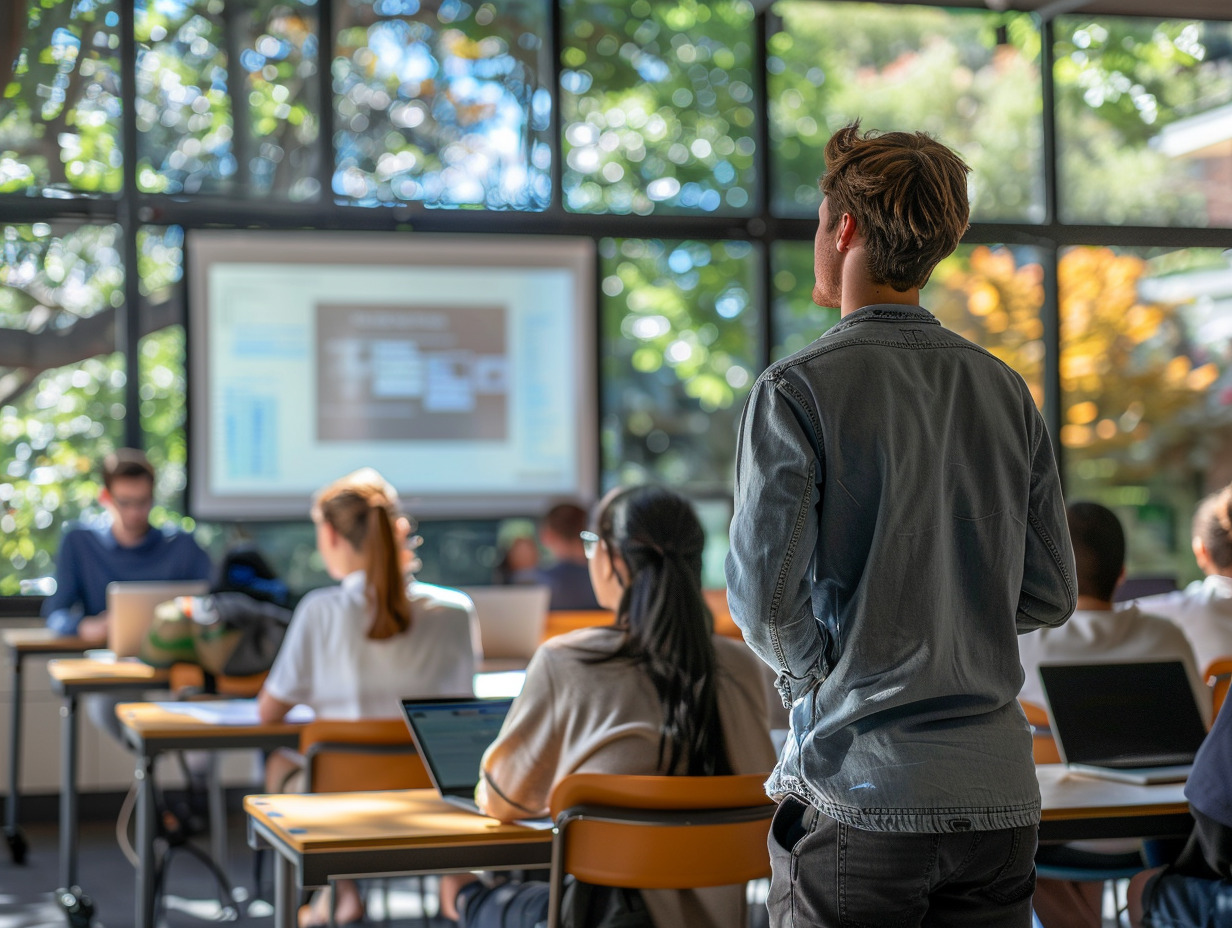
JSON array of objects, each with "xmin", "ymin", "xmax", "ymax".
[
  {"xmin": 1132, "ymin": 482, "xmax": 1232, "ymax": 674},
  {"xmin": 1128, "ymin": 696, "xmax": 1232, "ymax": 928},
  {"xmin": 257, "ymin": 468, "xmax": 479, "ymax": 928},
  {"xmin": 42, "ymin": 447, "xmax": 212, "ymax": 639},
  {"xmin": 533, "ymin": 501, "xmax": 601, "ymax": 611},
  {"xmin": 1019, "ymin": 501, "xmax": 1209, "ymax": 721},
  {"xmin": 445, "ymin": 485, "xmax": 776, "ymax": 928},
  {"xmin": 1021, "ymin": 501, "xmax": 1209, "ymax": 928}
]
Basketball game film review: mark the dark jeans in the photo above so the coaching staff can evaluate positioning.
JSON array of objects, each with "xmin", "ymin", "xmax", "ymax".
[{"xmin": 767, "ymin": 794, "xmax": 1037, "ymax": 928}]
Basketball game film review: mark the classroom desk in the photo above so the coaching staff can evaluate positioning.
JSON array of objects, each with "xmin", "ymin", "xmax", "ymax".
[
  {"xmin": 245, "ymin": 790, "xmax": 553, "ymax": 928},
  {"xmin": 3, "ymin": 628, "xmax": 90, "ymax": 863},
  {"xmin": 117, "ymin": 702, "xmax": 305, "ymax": 928},
  {"xmin": 1036, "ymin": 765, "xmax": 1192, "ymax": 842},
  {"xmin": 46, "ymin": 658, "xmax": 169, "ymax": 889},
  {"xmin": 246, "ymin": 768, "xmax": 1194, "ymax": 928}
]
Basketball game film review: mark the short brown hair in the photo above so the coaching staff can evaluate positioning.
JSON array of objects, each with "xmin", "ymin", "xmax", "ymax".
[
  {"xmin": 821, "ymin": 122, "xmax": 970, "ymax": 291},
  {"xmin": 542, "ymin": 502, "xmax": 588, "ymax": 539},
  {"xmin": 102, "ymin": 448, "xmax": 155, "ymax": 490},
  {"xmin": 1194, "ymin": 483, "xmax": 1232, "ymax": 570},
  {"xmin": 1067, "ymin": 501, "xmax": 1125, "ymax": 602}
]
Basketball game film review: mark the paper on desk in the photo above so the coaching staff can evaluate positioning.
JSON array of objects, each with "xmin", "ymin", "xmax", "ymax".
[{"xmin": 154, "ymin": 699, "xmax": 315, "ymax": 726}]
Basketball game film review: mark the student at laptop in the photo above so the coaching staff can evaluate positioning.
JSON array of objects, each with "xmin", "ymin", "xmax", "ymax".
[
  {"xmin": 42, "ymin": 448, "xmax": 212, "ymax": 640},
  {"xmin": 445, "ymin": 485, "xmax": 775, "ymax": 928},
  {"xmin": 1130, "ymin": 481, "xmax": 1232, "ymax": 674},
  {"xmin": 1018, "ymin": 502, "xmax": 1209, "ymax": 723},
  {"xmin": 1020, "ymin": 502, "xmax": 1209, "ymax": 928},
  {"xmin": 1128, "ymin": 696, "xmax": 1232, "ymax": 927},
  {"xmin": 257, "ymin": 468, "xmax": 479, "ymax": 928},
  {"xmin": 533, "ymin": 501, "xmax": 600, "ymax": 610}
]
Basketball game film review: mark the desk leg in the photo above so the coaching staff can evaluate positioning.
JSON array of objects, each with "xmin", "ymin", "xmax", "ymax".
[
  {"xmin": 207, "ymin": 753, "xmax": 227, "ymax": 873},
  {"xmin": 5, "ymin": 650, "xmax": 26, "ymax": 863},
  {"xmin": 273, "ymin": 851, "xmax": 297, "ymax": 928},
  {"xmin": 135, "ymin": 752, "xmax": 157, "ymax": 928},
  {"xmin": 58, "ymin": 694, "xmax": 78, "ymax": 889}
]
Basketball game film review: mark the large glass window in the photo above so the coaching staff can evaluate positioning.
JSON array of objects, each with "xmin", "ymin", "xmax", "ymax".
[
  {"xmin": 332, "ymin": 0, "xmax": 553, "ymax": 208},
  {"xmin": 601, "ymin": 238, "xmax": 761, "ymax": 491},
  {"xmin": 0, "ymin": 223, "xmax": 127, "ymax": 593},
  {"xmin": 561, "ymin": 0, "xmax": 757, "ymax": 215},
  {"xmin": 0, "ymin": 2, "xmax": 123, "ymax": 194},
  {"xmin": 770, "ymin": 2, "xmax": 1043, "ymax": 222},
  {"xmin": 1055, "ymin": 18, "xmax": 1232, "ymax": 226},
  {"xmin": 135, "ymin": 1, "xmax": 321, "ymax": 199},
  {"xmin": 1061, "ymin": 246, "xmax": 1232, "ymax": 580}
]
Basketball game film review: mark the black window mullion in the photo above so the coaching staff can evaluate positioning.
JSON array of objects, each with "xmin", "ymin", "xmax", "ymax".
[{"xmin": 118, "ymin": 1, "xmax": 142, "ymax": 450}]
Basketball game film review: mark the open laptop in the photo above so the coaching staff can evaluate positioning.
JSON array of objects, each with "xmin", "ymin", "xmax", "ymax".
[
  {"xmin": 400, "ymin": 697, "xmax": 514, "ymax": 813},
  {"xmin": 1038, "ymin": 660, "xmax": 1207, "ymax": 785},
  {"xmin": 460, "ymin": 586, "xmax": 550, "ymax": 664},
  {"xmin": 107, "ymin": 580, "xmax": 209, "ymax": 658}
]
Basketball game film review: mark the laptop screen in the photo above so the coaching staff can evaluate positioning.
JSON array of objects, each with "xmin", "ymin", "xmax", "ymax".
[
  {"xmin": 400, "ymin": 698, "xmax": 513, "ymax": 796},
  {"xmin": 1038, "ymin": 661, "xmax": 1207, "ymax": 767}
]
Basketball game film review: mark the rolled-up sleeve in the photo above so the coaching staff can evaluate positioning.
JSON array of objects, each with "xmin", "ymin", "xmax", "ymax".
[{"xmin": 725, "ymin": 373, "xmax": 829, "ymax": 706}]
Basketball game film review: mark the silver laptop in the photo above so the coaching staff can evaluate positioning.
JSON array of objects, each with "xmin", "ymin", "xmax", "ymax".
[
  {"xmin": 399, "ymin": 697, "xmax": 514, "ymax": 813},
  {"xmin": 460, "ymin": 586, "xmax": 550, "ymax": 663},
  {"xmin": 107, "ymin": 580, "xmax": 209, "ymax": 658},
  {"xmin": 1038, "ymin": 660, "xmax": 1207, "ymax": 785}
]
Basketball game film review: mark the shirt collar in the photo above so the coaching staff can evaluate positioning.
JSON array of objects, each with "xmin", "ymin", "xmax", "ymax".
[
  {"xmin": 829, "ymin": 304, "xmax": 940, "ymax": 337},
  {"xmin": 340, "ymin": 571, "xmax": 367, "ymax": 593}
]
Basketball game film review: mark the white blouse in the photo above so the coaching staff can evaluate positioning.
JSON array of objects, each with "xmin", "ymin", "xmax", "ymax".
[
  {"xmin": 264, "ymin": 572, "xmax": 481, "ymax": 719},
  {"xmin": 1132, "ymin": 575, "xmax": 1232, "ymax": 675}
]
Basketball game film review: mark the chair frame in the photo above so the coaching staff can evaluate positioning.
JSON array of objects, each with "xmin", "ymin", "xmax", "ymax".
[{"xmin": 544, "ymin": 777, "xmax": 774, "ymax": 928}]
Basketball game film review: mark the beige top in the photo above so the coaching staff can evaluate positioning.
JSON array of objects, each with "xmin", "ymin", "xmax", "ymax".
[{"xmin": 477, "ymin": 626, "xmax": 776, "ymax": 928}]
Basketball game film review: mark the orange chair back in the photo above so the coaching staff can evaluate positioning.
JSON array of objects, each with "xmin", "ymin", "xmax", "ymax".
[
  {"xmin": 702, "ymin": 589, "xmax": 744, "ymax": 640},
  {"xmin": 547, "ymin": 773, "xmax": 774, "ymax": 892},
  {"xmin": 1206, "ymin": 658, "xmax": 1232, "ymax": 721},
  {"xmin": 1019, "ymin": 699, "xmax": 1061, "ymax": 765},
  {"xmin": 298, "ymin": 718, "xmax": 431, "ymax": 793},
  {"xmin": 542, "ymin": 610, "xmax": 614, "ymax": 642}
]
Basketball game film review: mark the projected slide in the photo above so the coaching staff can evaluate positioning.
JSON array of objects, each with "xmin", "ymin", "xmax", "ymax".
[
  {"xmin": 316, "ymin": 303, "xmax": 509, "ymax": 441},
  {"xmin": 187, "ymin": 232, "xmax": 595, "ymax": 519}
]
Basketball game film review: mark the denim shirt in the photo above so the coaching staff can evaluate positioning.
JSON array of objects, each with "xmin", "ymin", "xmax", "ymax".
[{"xmin": 725, "ymin": 305, "xmax": 1076, "ymax": 834}]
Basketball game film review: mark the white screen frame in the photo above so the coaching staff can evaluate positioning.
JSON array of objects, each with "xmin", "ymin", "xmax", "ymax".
[{"xmin": 187, "ymin": 230, "xmax": 597, "ymax": 520}]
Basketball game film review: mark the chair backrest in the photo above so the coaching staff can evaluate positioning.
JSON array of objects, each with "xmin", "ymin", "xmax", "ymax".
[
  {"xmin": 1206, "ymin": 658, "xmax": 1232, "ymax": 721},
  {"xmin": 1019, "ymin": 699, "xmax": 1061, "ymax": 765},
  {"xmin": 298, "ymin": 718, "xmax": 432, "ymax": 793},
  {"xmin": 169, "ymin": 663, "xmax": 267, "ymax": 698},
  {"xmin": 544, "ymin": 772, "xmax": 773, "ymax": 927}
]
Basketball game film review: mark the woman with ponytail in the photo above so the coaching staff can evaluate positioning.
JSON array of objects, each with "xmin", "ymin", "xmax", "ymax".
[
  {"xmin": 257, "ymin": 469, "xmax": 480, "ymax": 926},
  {"xmin": 1133, "ymin": 482, "xmax": 1232, "ymax": 672},
  {"xmin": 451, "ymin": 485, "xmax": 775, "ymax": 928}
]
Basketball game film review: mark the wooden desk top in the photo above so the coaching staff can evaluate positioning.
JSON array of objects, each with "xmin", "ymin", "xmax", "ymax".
[
  {"xmin": 1037, "ymin": 765, "xmax": 1189, "ymax": 820},
  {"xmin": 245, "ymin": 790, "xmax": 550, "ymax": 854},
  {"xmin": 47, "ymin": 657, "xmax": 169, "ymax": 688},
  {"xmin": 3, "ymin": 627, "xmax": 91, "ymax": 655},
  {"xmin": 116, "ymin": 702, "xmax": 303, "ymax": 738}
]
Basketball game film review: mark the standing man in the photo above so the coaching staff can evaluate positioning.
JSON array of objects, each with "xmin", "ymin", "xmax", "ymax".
[
  {"xmin": 43, "ymin": 448, "xmax": 212, "ymax": 640},
  {"xmin": 726, "ymin": 124, "xmax": 1076, "ymax": 926}
]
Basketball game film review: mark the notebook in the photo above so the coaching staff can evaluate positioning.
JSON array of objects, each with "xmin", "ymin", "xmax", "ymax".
[
  {"xmin": 400, "ymin": 697, "xmax": 514, "ymax": 813},
  {"xmin": 107, "ymin": 580, "xmax": 209, "ymax": 658},
  {"xmin": 1038, "ymin": 660, "xmax": 1207, "ymax": 785},
  {"xmin": 460, "ymin": 586, "xmax": 550, "ymax": 663}
]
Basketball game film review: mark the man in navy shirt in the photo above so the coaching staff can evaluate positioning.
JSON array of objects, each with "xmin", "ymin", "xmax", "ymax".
[{"xmin": 42, "ymin": 448, "xmax": 212, "ymax": 640}]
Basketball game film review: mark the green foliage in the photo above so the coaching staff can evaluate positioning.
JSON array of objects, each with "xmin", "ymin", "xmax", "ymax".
[
  {"xmin": 561, "ymin": 0, "xmax": 757, "ymax": 214},
  {"xmin": 600, "ymin": 237, "xmax": 759, "ymax": 490},
  {"xmin": 1053, "ymin": 17, "xmax": 1232, "ymax": 225},
  {"xmin": 770, "ymin": 2, "xmax": 1043, "ymax": 222}
]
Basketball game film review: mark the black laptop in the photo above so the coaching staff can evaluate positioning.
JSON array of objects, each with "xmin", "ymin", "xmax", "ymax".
[
  {"xmin": 1038, "ymin": 660, "xmax": 1207, "ymax": 785},
  {"xmin": 399, "ymin": 697, "xmax": 514, "ymax": 813}
]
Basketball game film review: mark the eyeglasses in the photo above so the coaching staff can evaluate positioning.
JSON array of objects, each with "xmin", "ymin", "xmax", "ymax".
[
  {"xmin": 111, "ymin": 495, "xmax": 154, "ymax": 511},
  {"xmin": 579, "ymin": 531, "xmax": 600, "ymax": 559}
]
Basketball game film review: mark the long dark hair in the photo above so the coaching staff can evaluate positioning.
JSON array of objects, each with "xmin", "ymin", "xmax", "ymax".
[{"xmin": 592, "ymin": 486, "xmax": 729, "ymax": 776}]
